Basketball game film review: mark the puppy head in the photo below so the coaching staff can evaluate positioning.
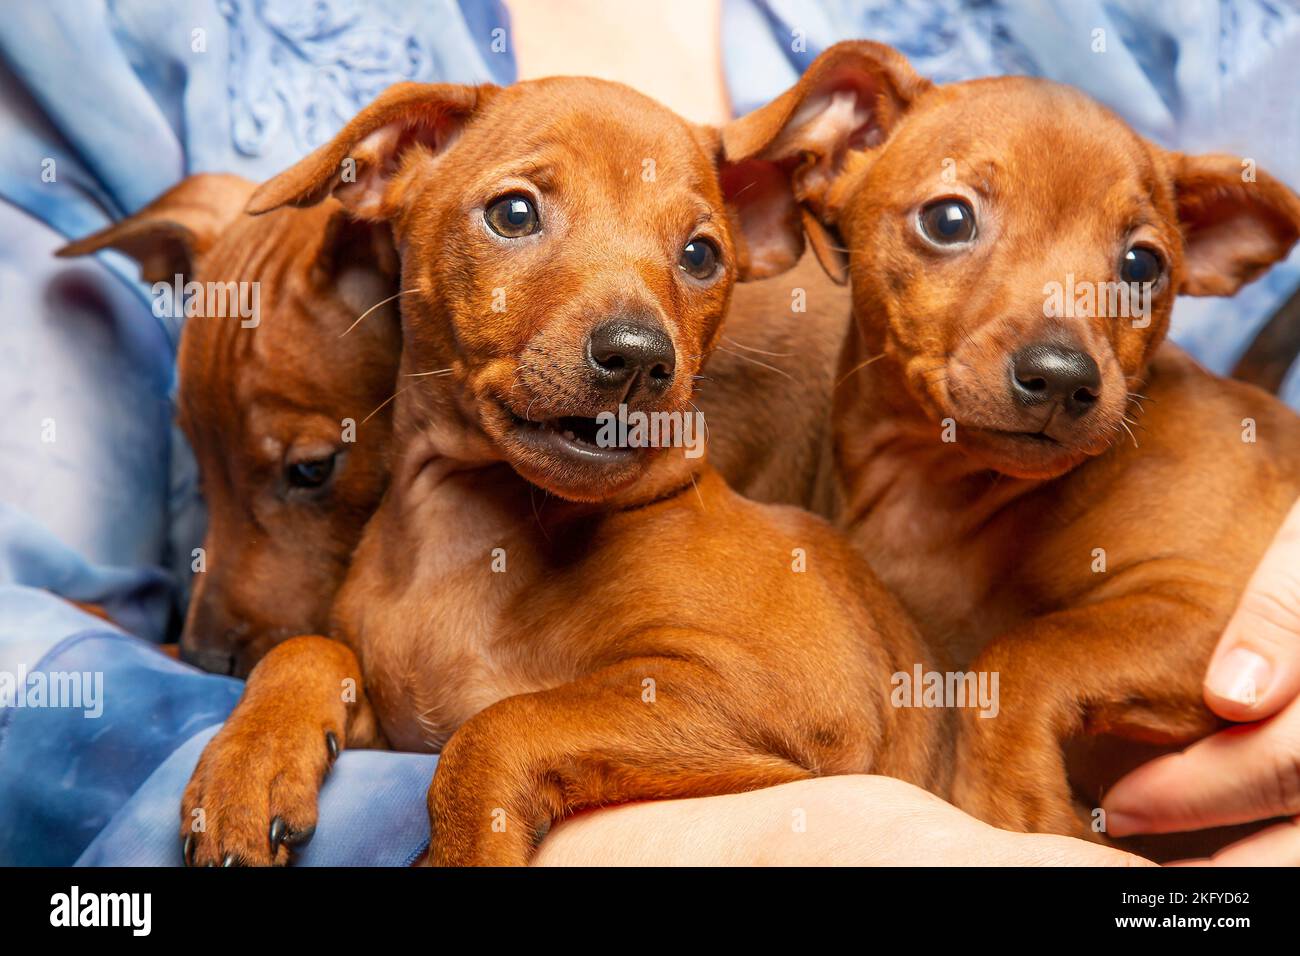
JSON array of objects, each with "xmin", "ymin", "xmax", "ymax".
[
  {"xmin": 248, "ymin": 78, "xmax": 798, "ymax": 502},
  {"xmin": 726, "ymin": 42, "xmax": 1300, "ymax": 479},
  {"xmin": 60, "ymin": 176, "xmax": 400, "ymax": 676}
]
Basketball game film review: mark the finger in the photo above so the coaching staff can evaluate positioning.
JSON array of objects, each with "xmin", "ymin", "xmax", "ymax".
[
  {"xmin": 1204, "ymin": 497, "xmax": 1300, "ymax": 721},
  {"xmin": 1103, "ymin": 708, "xmax": 1300, "ymax": 834},
  {"xmin": 1166, "ymin": 817, "xmax": 1300, "ymax": 866}
]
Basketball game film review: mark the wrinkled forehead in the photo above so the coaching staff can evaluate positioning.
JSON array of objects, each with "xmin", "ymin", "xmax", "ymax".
[{"xmin": 887, "ymin": 78, "xmax": 1171, "ymax": 215}]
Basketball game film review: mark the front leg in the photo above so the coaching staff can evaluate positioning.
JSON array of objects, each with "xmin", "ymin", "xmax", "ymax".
[
  {"xmin": 953, "ymin": 590, "xmax": 1222, "ymax": 839},
  {"xmin": 426, "ymin": 650, "xmax": 816, "ymax": 866},
  {"xmin": 181, "ymin": 635, "xmax": 386, "ymax": 866}
]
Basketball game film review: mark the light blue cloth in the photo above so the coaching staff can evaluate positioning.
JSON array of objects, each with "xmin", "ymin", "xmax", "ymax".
[
  {"xmin": 0, "ymin": 0, "xmax": 506, "ymax": 866},
  {"xmin": 3, "ymin": 0, "xmax": 1300, "ymax": 866}
]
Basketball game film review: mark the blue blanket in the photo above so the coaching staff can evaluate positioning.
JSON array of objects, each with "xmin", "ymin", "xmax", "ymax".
[{"xmin": 2, "ymin": 0, "xmax": 1299, "ymax": 865}]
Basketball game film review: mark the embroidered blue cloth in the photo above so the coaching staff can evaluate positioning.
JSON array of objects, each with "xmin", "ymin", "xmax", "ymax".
[{"xmin": 1, "ymin": 0, "xmax": 1298, "ymax": 866}]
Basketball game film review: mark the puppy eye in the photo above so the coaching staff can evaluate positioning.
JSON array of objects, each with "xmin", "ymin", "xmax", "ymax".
[
  {"xmin": 680, "ymin": 238, "xmax": 719, "ymax": 280},
  {"xmin": 919, "ymin": 199, "xmax": 976, "ymax": 244},
  {"xmin": 286, "ymin": 454, "xmax": 336, "ymax": 490},
  {"xmin": 485, "ymin": 195, "xmax": 539, "ymax": 238},
  {"xmin": 1121, "ymin": 246, "xmax": 1162, "ymax": 284}
]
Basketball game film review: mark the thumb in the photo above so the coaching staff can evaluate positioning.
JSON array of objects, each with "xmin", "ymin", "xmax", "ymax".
[{"xmin": 1203, "ymin": 497, "xmax": 1300, "ymax": 722}]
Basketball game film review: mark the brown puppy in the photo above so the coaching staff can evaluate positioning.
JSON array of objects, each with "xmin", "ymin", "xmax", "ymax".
[
  {"xmin": 59, "ymin": 175, "xmax": 402, "ymax": 677},
  {"xmin": 178, "ymin": 77, "xmax": 943, "ymax": 866},
  {"xmin": 725, "ymin": 42, "xmax": 1300, "ymax": 840},
  {"xmin": 62, "ymin": 186, "xmax": 844, "ymax": 676}
]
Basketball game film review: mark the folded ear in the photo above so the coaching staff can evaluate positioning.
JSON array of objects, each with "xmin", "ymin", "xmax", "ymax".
[
  {"xmin": 722, "ymin": 41, "xmax": 930, "ymax": 283},
  {"xmin": 246, "ymin": 82, "xmax": 493, "ymax": 220},
  {"xmin": 311, "ymin": 202, "xmax": 400, "ymax": 288},
  {"xmin": 56, "ymin": 173, "xmax": 254, "ymax": 284},
  {"xmin": 1172, "ymin": 153, "xmax": 1300, "ymax": 296}
]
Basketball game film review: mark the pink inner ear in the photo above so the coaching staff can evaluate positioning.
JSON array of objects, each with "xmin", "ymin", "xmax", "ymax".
[
  {"xmin": 781, "ymin": 89, "xmax": 875, "ymax": 202},
  {"xmin": 722, "ymin": 159, "xmax": 803, "ymax": 279},
  {"xmin": 1179, "ymin": 177, "xmax": 1300, "ymax": 296},
  {"xmin": 1184, "ymin": 216, "xmax": 1282, "ymax": 291},
  {"xmin": 334, "ymin": 125, "xmax": 403, "ymax": 218},
  {"xmin": 337, "ymin": 115, "xmax": 461, "ymax": 219}
]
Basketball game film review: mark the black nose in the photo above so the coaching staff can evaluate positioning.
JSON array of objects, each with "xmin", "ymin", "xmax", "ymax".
[
  {"xmin": 1010, "ymin": 344, "xmax": 1101, "ymax": 418},
  {"xmin": 585, "ymin": 320, "xmax": 676, "ymax": 400}
]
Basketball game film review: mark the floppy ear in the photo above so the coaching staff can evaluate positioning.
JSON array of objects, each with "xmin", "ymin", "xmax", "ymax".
[
  {"xmin": 56, "ymin": 173, "xmax": 254, "ymax": 284},
  {"xmin": 722, "ymin": 41, "xmax": 930, "ymax": 283},
  {"xmin": 311, "ymin": 202, "xmax": 400, "ymax": 288},
  {"xmin": 1171, "ymin": 153, "xmax": 1300, "ymax": 297},
  {"xmin": 246, "ymin": 82, "xmax": 493, "ymax": 220}
]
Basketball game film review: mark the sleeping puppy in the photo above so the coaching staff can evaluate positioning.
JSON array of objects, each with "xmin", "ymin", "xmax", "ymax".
[{"xmin": 60, "ymin": 174, "xmax": 401, "ymax": 677}]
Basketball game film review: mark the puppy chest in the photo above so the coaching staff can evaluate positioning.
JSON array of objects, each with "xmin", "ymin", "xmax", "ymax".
[
  {"xmin": 852, "ymin": 492, "xmax": 1025, "ymax": 667},
  {"xmin": 354, "ymin": 530, "xmax": 568, "ymax": 751}
]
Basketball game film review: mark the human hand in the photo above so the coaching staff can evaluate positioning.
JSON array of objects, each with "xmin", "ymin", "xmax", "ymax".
[
  {"xmin": 1103, "ymin": 497, "xmax": 1300, "ymax": 864},
  {"xmin": 534, "ymin": 774, "xmax": 1152, "ymax": 866}
]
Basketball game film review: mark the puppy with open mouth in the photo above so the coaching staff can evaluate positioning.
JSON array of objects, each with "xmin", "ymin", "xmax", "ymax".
[{"xmin": 179, "ymin": 76, "xmax": 946, "ymax": 867}]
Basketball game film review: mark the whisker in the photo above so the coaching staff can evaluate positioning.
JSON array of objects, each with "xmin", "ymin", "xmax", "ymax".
[
  {"xmin": 722, "ymin": 336, "xmax": 794, "ymax": 358},
  {"xmin": 529, "ymin": 483, "xmax": 551, "ymax": 542},
  {"xmin": 340, "ymin": 288, "xmax": 424, "ymax": 338},
  {"xmin": 361, "ymin": 385, "xmax": 411, "ymax": 424},
  {"xmin": 687, "ymin": 399, "xmax": 711, "ymax": 446},
  {"xmin": 404, "ymin": 368, "xmax": 452, "ymax": 378},
  {"xmin": 689, "ymin": 471, "xmax": 706, "ymax": 510},
  {"xmin": 834, "ymin": 352, "xmax": 886, "ymax": 391},
  {"xmin": 1119, "ymin": 418, "xmax": 1140, "ymax": 449},
  {"xmin": 714, "ymin": 346, "xmax": 795, "ymax": 383}
]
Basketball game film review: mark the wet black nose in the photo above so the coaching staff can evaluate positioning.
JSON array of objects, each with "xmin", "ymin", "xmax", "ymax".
[
  {"xmin": 1010, "ymin": 344, "xmax": 1101, "ymax": 418},
  {"xmin": 585, "ymin": 320, "xmax": 676, "ymax": 399}
]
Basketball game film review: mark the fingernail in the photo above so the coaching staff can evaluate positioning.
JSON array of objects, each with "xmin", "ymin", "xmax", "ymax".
[
  {"xmin": 1205, "ymin": 647, "xmax": 1271, "ymax": 707},
  {"xmin": 1103, "ymin": 810, "xmax": 1145, "ymax": 836}
]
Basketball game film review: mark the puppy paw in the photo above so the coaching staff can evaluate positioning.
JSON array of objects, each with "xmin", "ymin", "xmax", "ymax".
[{"xmin": 180, "ymin": 725, "xmax": 340, "ymax": 867}]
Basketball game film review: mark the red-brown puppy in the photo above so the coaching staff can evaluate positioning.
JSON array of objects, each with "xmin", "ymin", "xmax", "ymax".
[
  {"xmin": 179, "ymin": 77, "xmax": 944, "ymax": 866},
  {"xmin": 64, "ymin": 186, "xmax": 844, "ymax": 676},
  {"xmin": 725, "ymin": 41, "xmax": 1300, "ymax": 840},
  {"xmin": 60, "ymin": 175, "xmax": 402, "ymax": 676}
]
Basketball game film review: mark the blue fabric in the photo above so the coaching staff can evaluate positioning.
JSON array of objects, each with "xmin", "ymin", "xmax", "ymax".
[
  {"xmin": 3, "ymin": 0, "xmax": 1300, "ymax": 866},
  {"xmin": 0, "ymin": 0, "xmax": 505, "ymax": 866},
  {"xmin": 0, "ymin": 613, "xmax": 243, "ymax": 865},
  {"xmin": 76, "ymin": 723, "xmax": 439, "ymax": 867}
]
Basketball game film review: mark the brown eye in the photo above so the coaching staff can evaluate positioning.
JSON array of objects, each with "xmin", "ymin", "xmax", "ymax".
[
  {"xmin": 680, "ymin": 238, "xmax": 719, "ymax": 280},
  {"xmin": 919, "ymin": 199, "xmax": 976, "ymax": 244},
  {"xmin": 485, "ymin": 195, "xmax": 539, "ymax": 237}
]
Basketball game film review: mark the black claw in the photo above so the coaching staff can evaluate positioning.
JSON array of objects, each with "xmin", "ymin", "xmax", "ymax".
[
  {"xmin": 222, "ymin": 852, "xmax": 242, "ymax": 868},
  {"xmin": 183, "ymin": 834, "xmax": 195, "ymax": 867},
  {"xmin": 283, "ymin": 824, "xmax": 316, "ymax": 848},
  {"xmin": 269, "ymin": 816, "xmax": 288, "ymax": 852},
  {"xmin": 325, "ymin": 731, "xmax": 339, "ymax": 763}
]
